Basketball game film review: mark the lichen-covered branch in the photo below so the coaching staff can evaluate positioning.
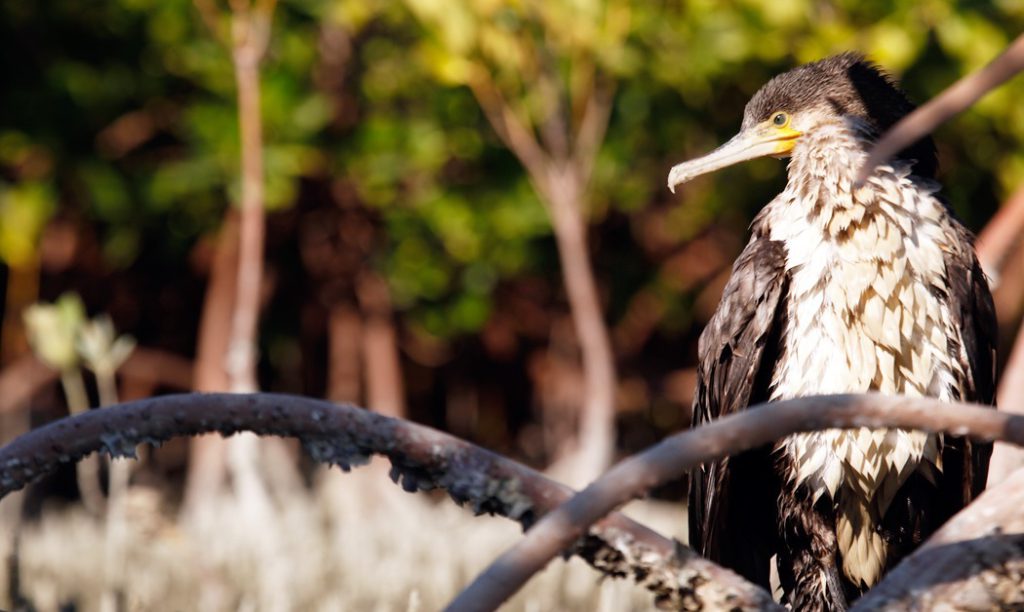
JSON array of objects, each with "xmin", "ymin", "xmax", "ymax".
[
  {"xmin": 0, "ymin": 392, "xmax": 776, "ymax": 611},
  {"xmin": 449, "ymin": 394, "xmax": 1024, "ymax": 612}
]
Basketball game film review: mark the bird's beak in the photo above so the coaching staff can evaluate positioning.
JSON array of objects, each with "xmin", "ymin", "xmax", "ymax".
[{"xmin": 667, "ymin": 122, "xmax": 801, "ymax": 193}]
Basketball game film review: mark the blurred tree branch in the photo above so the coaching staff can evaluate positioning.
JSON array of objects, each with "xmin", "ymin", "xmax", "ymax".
[
  {"xmin": 573, "ymin": 74, "xmax": 614, "ymax": 189},
  {"xmin": 466, "ymin": 73, "xmax": 550, "ymax": 191},
  {"xmin": 0, "ymin": 349, "xmax": 193, "ymax": 416},
  {"xmin": 449, "ymin": 4, "xmax": 622, "ymax": 482},
  {"xmin": 975, "ymin": 184, "xmax": 1024, "ymax": 284},
  {"xmin": 181, "ymin": 212, "xmax": 238, "ymax": 514},
  {"xmin": 185, "ymin": 1, "xmax": 290, "ymax": 608},
  {"xmin": 987, "ymin": 324, "xmax": 1024, "ymax": 484},
  {"xmin": 449, "ymin": 394, "xmax": 1024, "ymax": 612},
  {"xmin": 355, "ymin": 273, "xmax": 406, "ymax": 418},
  {"xmin": 190, "ymin": 0, "xmax": 276, "ymax": 392},
  {"xmin": 0, "ymin": 392, "xmax": 776, "ymax": 611},
  {"xmin": 858, "ymin": 33, "xmax": 1024, "ymax": 185},
  {"xmin": 193, "ymin": 0, "xmax": 227, "ymax": 44},
  {"xmin": 226, "ymin": 0, "xmax": 275, "ymax": 394}
]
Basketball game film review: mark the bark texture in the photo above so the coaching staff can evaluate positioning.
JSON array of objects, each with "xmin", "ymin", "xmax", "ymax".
[{"xmin": 0, "ymin": 392, "xmax": 774, "ymax": 611}]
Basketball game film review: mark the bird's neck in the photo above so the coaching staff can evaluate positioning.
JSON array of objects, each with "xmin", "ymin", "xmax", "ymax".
[
  {"xmin": 785, "ymin": 118, "xmax": 872, "ymax": 223},
  {"xmin": 776, "ymin": 117, "xmax": 940, "ymax": 240}
]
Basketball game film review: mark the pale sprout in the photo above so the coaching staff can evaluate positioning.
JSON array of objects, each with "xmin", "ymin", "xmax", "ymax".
[
  {"xmin": 23, "ymin": 293, "xmax": 86, "ymax": 372},
  {"xmin": 78, "ymin": 315, "xmax": 136, "ymax": 378}
]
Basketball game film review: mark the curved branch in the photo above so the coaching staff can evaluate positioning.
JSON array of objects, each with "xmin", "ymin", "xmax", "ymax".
[
  {"xmin": 448, "ymin": 394, "xmax": 1024, "ymax": 612},
  {"xmin": 857, "ymin": 33, "xmax": 1024, "ymax": 185},
  {"xmin": 0, "ymin": 349, "xmax": 193, "ymax": 416},
  {"xmin": 0, "ymin": 392, "xmax": 775, "ymax": 611}
]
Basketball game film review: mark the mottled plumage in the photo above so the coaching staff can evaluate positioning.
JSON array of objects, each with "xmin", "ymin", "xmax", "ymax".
[{"xmin": 671, "ymin": 54, "xmax": 996, "ymax": 611}]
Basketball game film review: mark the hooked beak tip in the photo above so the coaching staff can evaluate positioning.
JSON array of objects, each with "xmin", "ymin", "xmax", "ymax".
[{"xmin": 667, "ymin": 166, "xmax": 685, "ymax": 194}]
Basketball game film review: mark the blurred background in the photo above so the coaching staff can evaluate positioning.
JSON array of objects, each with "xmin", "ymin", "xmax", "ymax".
[{"xmin": 2, "ymin": 0, "xmax": 1024, "ymax": 610}]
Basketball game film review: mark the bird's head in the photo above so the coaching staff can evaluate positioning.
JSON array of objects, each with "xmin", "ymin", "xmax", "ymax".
[{"xmin": 667, "ymin": 53, "xmax": 936, "ymax": 193}]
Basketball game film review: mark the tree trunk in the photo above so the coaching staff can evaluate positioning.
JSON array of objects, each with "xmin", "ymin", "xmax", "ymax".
[
  {"xmin": 1, "ymin": 260, "xmax": 38, "ymax": 366},
  {"xmin": 356, "ymin": 273, "xmax": 406, "ymax": 418},
  {"xmin": 464, "ymin": 70, "xmax": 617, "ymax": 484},
  {"xmin": 180, "ymin": 212, "xmax": 238, "ymax": 516},
  {"xmin": 327, "ymin": 303, "xmax": 362, "ymax": 404},
  {"xmin": 543, "ymin": 166, "xmax": 616, "ymax": 483}
]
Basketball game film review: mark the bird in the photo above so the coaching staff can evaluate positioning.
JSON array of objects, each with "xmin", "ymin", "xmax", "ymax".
[{"xmin": 667, "ymin": 53, "xmax": 996, "ymax": 611}]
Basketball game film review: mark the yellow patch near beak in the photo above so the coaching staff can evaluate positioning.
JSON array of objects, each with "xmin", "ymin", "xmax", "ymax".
[{"xmin": 770, "ymin": 125, "xmax": 802, "ymax": 156}]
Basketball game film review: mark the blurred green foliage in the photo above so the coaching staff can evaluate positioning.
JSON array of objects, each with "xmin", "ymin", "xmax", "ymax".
[{"xmin": 2, "ymin": 0, "xmax": 1024, "ymax": 340}]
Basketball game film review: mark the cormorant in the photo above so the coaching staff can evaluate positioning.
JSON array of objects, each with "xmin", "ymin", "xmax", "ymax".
[{"xmin": 668, "ymin": 53, "xmax": 996, "ymax": 610}]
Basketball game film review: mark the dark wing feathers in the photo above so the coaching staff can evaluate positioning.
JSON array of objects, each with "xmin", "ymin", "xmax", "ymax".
[
  {"xmin": 941, "ymin": 224, "xmax": 998, "ymax": 508},
  {"xmin": 688, "ymin": 230, "xmax": 789, "ymax": 588},
  {"xmin": 946, "ymin": 229, "xmax": 998, "ymax": 407}
]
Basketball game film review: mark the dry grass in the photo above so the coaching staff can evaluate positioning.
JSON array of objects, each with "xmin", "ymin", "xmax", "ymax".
[{"xmin": 0, "ymin": 458, "xmax": 686, "ymax": 611}]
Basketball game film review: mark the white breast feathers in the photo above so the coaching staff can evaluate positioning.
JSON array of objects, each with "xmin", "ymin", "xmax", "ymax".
[{"xmin": 763, "ymin": 119, "xmax": 968, "ymax": 588}]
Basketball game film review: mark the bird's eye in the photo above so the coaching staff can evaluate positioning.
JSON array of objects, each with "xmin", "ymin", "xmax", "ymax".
[{"xmin": 772, "ymin": 112, "xmax": 790, "ymax": 127}]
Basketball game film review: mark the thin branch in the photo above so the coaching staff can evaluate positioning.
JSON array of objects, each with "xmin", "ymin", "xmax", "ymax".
[
  {"xmin": 0, "ymin": 392, "xmax": 776, "ymax": 611},
  {"xmin": 0, "ymin": 355, "xmax": 56, "ymax": 415},
  {"xmin": 227, "ymin": 0, "xmax": 247, "ymax": 17},
  {"xmin": 254, "ymin": 0, "xmax": 277, "ymax": 21},
  {"xmin": 96, "ymin": 103, "xmax": 178, "ymax": 159},
  {"xmin": 572, "ymin": 74, "xmax": 614, "ymax": 187},
  {"xmin": 355, "ymin": 273, "xmax": 406, "ymax": 418},
  {"xmin": 534, "ymin": 44, "xmax": 570, "ymax": 162},
  {"xmin": 0, "ymin": 349, "xmax": 193, "ymax": 417},
  {"xmin": 246, "ymin": 0, "xmax": 278, "ymax": 60},
  {"xmin": 218, "ymin": 12, "xmax": 286, "ymax": 607},
  {"xmin": 192, "ymin": 0, "xmax": 227, "ymax": 46},
  {"xmin": 975, "ymin": 183, "xmax": 1024, "ymax": 284},
  {"xmin": 448, "ymin": 394, "xmax": 1024, "ymax": 612},
  {"xmin": 466, "ymin": 71, "xmax": 552, "ymax": 191},
  {"xmin": 857, "ymin": 33, "xmax": 1024, "ymax": 184},
  {"xmin": 119, "ymin": 348, "xmax": 193, "ymax": 391}
]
